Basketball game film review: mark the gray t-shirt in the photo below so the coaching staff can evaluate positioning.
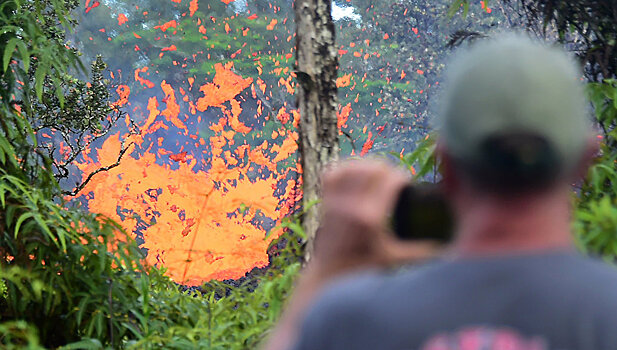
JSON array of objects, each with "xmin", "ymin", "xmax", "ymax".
[{"xmin": 292, "ymin": 252, "xmax": 617, "ymax": 350}]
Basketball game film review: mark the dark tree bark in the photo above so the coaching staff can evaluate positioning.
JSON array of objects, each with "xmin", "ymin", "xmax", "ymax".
[{"xmin": 295, "ymin": 0, "xmax": 339, "ymax": 261}]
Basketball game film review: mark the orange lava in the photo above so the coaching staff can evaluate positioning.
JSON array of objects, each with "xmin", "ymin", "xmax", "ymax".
[
  {"xmin": 135, "ymin": 67, "xmax": 155, "ymax": 88},
  {"xmin": 361, "ymin": 131, "xmax": 374, "ymax": 156},
  {"xmin": 117, "ymin": 13, "xmax": 128, "ymax": 26},
  {"xmin": 189, "ymin": 0, "xmax": 198, "ymax": 16},
  {"xmin": 196, "ymin": 62, "xmax": 253, "ymax": 111},
  {"xmin": 76, "ymin": 65, "xmax": 300, "ymax": 285},
  {"xmin": 154, "ymin": 20, "xmax": 178, "ymax": 32},
  {"xmin": 336, "ymin": 73, "xmax": 352, "ymax": 88}
]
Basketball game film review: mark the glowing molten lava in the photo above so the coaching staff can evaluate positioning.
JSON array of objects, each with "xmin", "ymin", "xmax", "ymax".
[{"xmin": 76, "ymin": 63, "xmax": 300, "ymax": 286}]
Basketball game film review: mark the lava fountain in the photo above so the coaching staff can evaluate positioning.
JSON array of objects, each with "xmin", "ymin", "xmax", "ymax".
[{"xmin": 75, "ymin": 62, "xmax": 301, "ymax": 286}]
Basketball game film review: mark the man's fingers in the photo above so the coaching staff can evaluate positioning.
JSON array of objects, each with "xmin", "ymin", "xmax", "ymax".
[
  {"xmin": 322, "ymin": 159, "xmax": 379, "ymax": 193},
  {"xmin": 322, "ymin": 159, "xmax": 409, "ymax": 195},
  {"xmin": 367, "ymin": 167, "xmax": 410, "ymax": 213},
  {"xmin": 322, "ymin": 159, "xmax": 411, "ymax": 229}
]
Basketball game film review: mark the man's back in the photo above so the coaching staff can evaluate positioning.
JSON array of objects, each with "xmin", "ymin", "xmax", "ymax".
[{"xmin": 293, "ymin": 252, "xmax": 617, "ymax": 350}]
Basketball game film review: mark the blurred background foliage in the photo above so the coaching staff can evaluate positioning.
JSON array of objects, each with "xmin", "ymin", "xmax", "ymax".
[{"xmin": 2, "ymin": 0, "xmax": 617, "ymax": 348}]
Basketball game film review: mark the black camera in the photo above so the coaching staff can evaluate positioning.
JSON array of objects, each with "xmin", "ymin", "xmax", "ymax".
[{"xmin": 391, "ymin": 183, "xmax": 454, "ymax": 243}]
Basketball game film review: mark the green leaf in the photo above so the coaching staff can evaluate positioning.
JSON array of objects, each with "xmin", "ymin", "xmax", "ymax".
[
  {"xmin": 120, "ymin": 322, "xmax": 143, "ymax": 338},
  {"xmin": 285, "ymin": 221, "xmax": 305, "ymax": 239},
  {"xmin": 33, "ymin": 214, "xmax": 63, "ymax": 249},
  {"xmin": 5, "ymin": 205, "xmax": 17, "ymax": 227},
  {"xmin": 0, "ymin": 185, "xmax": 6, "ymax": 208},
  {"xmin": 59, "ymin": 338, "xmax": 103, "ymax": 350},
  {"xmin": 53, "ymin": 74, "xmax": 65, "ymax": 107},
  {"xmin": 16, "ymin": 40, "xmax": 30, "ymax": 71},
  {"xmin": 14, "ymin": 212, "xmax": 35, "ymax": 237},
  {"xmin": 0, "ymin": 26, "xmax": 20, "ymax": 36},
  {"xmin": 3, "ymin": 37, "xmax": 18, "ymax": 72},
  {"xmin": 447, "ymin": 0, "xmax": 465, "ymax": 18},
  {"xmin": 34, "ymin": 62, "xmax": 48, "ymax": 100},
  {"xmin": 4, "ymin": 175, "xmax": 34, "ymax": 202},
  {"xmin": 94, "ymin": 311, "xmax": 104, "ymax": 337},
  {"xmin": 75, "ymin": 295, "xmax": 91, "ymax": 326}
]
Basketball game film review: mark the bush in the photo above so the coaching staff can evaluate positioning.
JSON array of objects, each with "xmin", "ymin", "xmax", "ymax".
[
  {"xmin": 0, "ymin": 167, "xmax": 302, "ymax": 348},
  {"xmin": 0, "ymin": 156, "xmax": 302, "ymax": 348},
  {"xmin": 573, "ymin": 80, "xmax": 617, "ymax": 259}
]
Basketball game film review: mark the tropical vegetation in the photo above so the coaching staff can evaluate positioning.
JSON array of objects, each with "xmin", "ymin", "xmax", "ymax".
[{"xmin": 1, "ymin": 0, "xmax": 617, "ymax": 348}]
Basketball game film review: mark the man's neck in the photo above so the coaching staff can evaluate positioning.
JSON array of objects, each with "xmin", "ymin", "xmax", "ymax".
[{"xmin": 450, "ymin": 186, "xmax": 575, "ymax": 257}]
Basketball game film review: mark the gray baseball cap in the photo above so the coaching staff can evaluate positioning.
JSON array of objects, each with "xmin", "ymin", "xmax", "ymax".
[{"xmin": 436, "ymin": 33, "xmax": 591, "ymax": 186}]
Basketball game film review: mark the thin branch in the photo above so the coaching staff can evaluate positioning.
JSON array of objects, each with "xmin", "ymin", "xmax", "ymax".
[
  {"xmin": 62, "ymin": 140, "xmax": 135, "ymax": 197},
  {"xmin": 341, "ymin": 130, "xmax": 356, "ymax": 152}
]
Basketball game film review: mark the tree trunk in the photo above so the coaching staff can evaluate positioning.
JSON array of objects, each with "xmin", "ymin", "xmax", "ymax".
[{"xmin": 295, "ymin": 0, "xmax": 339, "ymax": 262}]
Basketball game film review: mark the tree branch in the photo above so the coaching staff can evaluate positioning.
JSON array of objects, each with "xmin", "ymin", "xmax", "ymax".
[{"xmin": 62, "ymin": 139, "xmax": 135, "ymax": 197}]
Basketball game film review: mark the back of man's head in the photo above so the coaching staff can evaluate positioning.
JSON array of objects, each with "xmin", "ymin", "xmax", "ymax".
[{"xmin": 437, "ymin": 33, "xmax": 591, "ymax": 192}]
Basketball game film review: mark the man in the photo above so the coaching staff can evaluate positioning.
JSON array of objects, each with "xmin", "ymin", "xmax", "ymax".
[{"xmin": 265, "ymin": 34, "xmax": 617, "ymax": 350}]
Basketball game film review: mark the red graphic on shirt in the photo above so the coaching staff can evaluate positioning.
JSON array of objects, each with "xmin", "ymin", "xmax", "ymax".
[{"xmin": 421, "ymin": 327, "xmax": 547, "ymax": 350}]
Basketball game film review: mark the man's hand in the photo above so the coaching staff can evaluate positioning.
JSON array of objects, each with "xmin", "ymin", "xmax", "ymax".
[{"xmin": 309, "ymin": 159, "xmax": 442, "ymax": 279}]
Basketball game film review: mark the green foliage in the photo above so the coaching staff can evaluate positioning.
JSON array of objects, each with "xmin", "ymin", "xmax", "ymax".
[
  {"xmin": 511, "ymin": 0, "xmax": 617, "ymax": 82},
  {"xmin": 5, "ymin": 0, "xmax": 617, "ymax": 349},
  {"xmin": 447, "ymin": 0, "xmax": 495, "ymax": 18},
  {"xmin": 393, "ymin": 133, "xmax": 438, "ymax": 182},
  {"xmin": 0, "ymin": 9, "xmax": 144, "ymax": 345},
  {"xmin": 0, "ymin": 162, "xmax": 302, "ymax": 348},
  {"xmin": 1, "ymin": 0, "xmax": 128, "ymax": 190},
  {"xmin": 125, "ymin": 257, "xmax": 301, "ymax": 349},
  {"xmin": 573, "ymin": 80, "xmax": 617, "ymax": 259},
  {"xmin": 0, "ymin": 278, "xmax": 6, "ymax": 300},
  {"xmin": 34, "ymin": 55, "xmax": 129, "ymax": 191},
  {"xmin": 0, "ymin": 167, "xmax": 146, "ymax": 347},
  {"xmin": 2, "ymin": 1, "xmax": 303, "ymax": 347},
  {"xmin": 333, "ymin": 0, "xmax": 500, "ymax": 153},
  {"xmin": 575, "ymin": 196, "xmax": 617, "ymax": 258},
  {"xmin": 587, "ymin": 80, "xmax": 617, "ymax": 147},
  {"xmin": 0, "ymin": 320, "xmax": 45, "ymax": 350},
  {"xmin": 0, "ymin": 0, "xmax": 82, "ymax": 104},
  {"xmin": 31, "ymin": 56, "xmax": 115, "ymax": 135},
  {"xmin": 447, "ymin": 0, "xmax": 470, "ymax": 18}
]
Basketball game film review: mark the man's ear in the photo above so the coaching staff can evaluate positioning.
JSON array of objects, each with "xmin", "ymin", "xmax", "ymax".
[{"xmin": 573, "ymin": 135, "xmax": 601, "ymax": 181}]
